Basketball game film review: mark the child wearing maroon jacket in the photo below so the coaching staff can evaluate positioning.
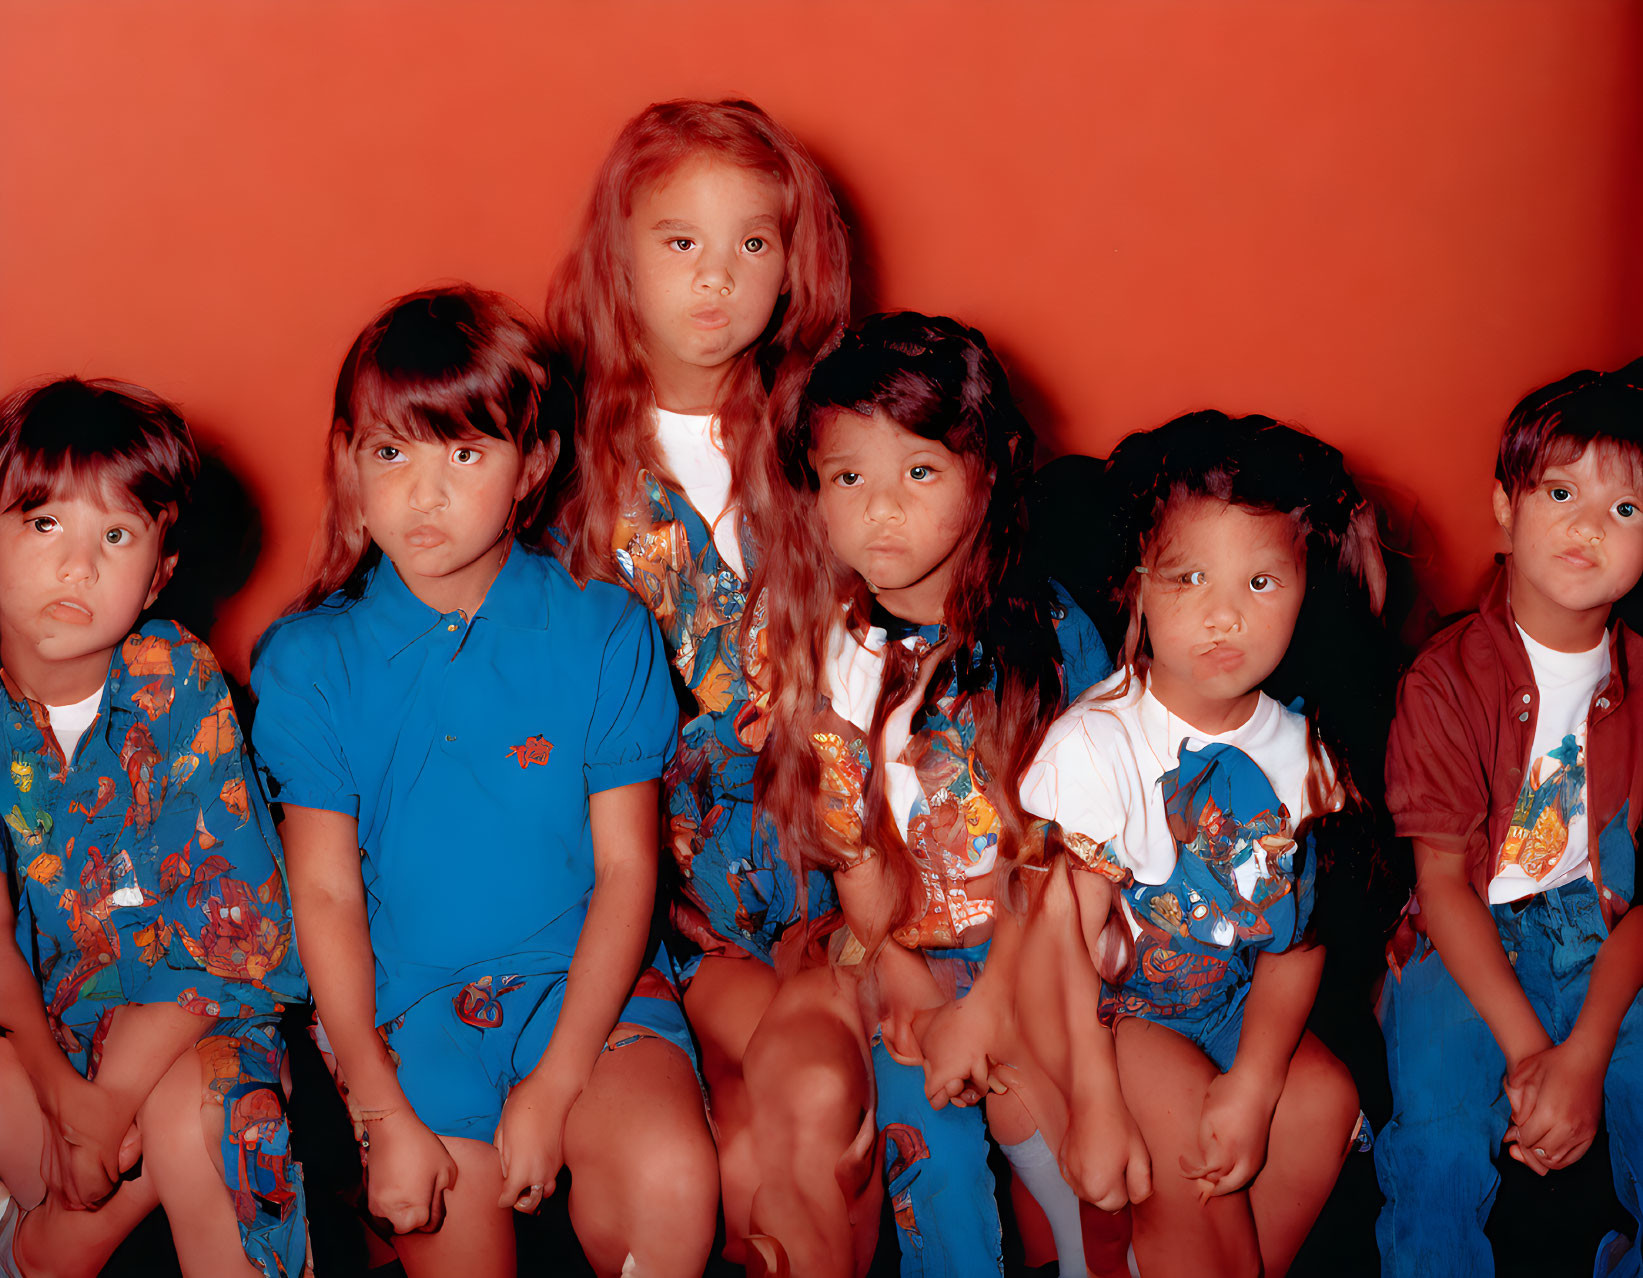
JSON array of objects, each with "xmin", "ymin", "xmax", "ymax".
[{"xmin": 1377, "ymin": 360, "xmax": 1643, "ymax": 1278}]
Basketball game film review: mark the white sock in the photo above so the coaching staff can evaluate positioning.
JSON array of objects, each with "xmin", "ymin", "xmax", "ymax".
[{"xmin": 1000, "ymin": 1130, "xmax": 1086, "ymax": 1276}]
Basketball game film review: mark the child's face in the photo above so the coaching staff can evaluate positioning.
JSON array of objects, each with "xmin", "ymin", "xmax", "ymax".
[
  {"xmin": 0, "ymin": 485, "xmax": 175, "ymax": 686},
  {"xmin": 627, "ymin": 156, "xmax": 788, "ymax": 408},
  {"xmin": 810, "ymin": 409, "xmax": 977, "ymax": 624},
  {"xmin": 1493, "ymin": 442, "xmax": 1643, "ymax": 642},
  {"xmin": 1139, "ymin": 499, "xmax": 1305, "ymax": 725},
  {"xmin": 352, "ymin": 425, "xmax": 548, "ymax": 612}
]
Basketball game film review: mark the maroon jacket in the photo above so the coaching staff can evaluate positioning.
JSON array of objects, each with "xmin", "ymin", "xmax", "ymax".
[{"xmin": 1386, "ymin": 564, "xmax": 1640, "ymax": 935}]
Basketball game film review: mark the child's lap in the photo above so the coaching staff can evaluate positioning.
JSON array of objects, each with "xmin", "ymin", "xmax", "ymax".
[{"xmin": 384, "ymin": 965, "xmax": 698, "ymax": 1143}]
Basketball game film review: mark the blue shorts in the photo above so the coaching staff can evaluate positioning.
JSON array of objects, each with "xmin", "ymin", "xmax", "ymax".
[{"xmin": 382, "ymin": 956, "xmax": 696, "ymax": 1142}]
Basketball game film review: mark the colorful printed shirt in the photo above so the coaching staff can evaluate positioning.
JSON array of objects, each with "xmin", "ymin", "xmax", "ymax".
[
  {"xmin": 814, "ymin": 586, "xmax": 1111, "ymax": 949},
  {"xmin": 251, "ymin": 545, "xmax": 677, "ymax": 1024},
  {"xmin": 1, "ymin": 620, "xmax": 307, "ymax": 1276},
  {"xmin": 2, "ymin": 618, "xmax": 304, "ymax": 1053},
  {"xmin": 614, "ymin": 468, "xmax": 834, "ymax": 961},
  {"xmin": 1021, "ymin": 669, "xmax": 1329, "ymax": 1031}
]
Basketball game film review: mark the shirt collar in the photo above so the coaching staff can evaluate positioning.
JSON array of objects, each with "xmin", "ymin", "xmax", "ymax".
[
  {"xmin": 361, "ymin": 540, "xmax": 555, "ymax": 659},
  {"xmin": 1479, "ymin": 558, "xmax": 1631, "ymax": 709}
]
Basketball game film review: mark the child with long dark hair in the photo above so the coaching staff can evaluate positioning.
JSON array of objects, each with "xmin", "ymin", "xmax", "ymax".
[
  {"xmin": 250, "ymin": 285, "xmax": 717, "ymax": 1278},
  {"xmin": 544, "ymin": 97, "xmax": 852, "ymax": 1264},
  {"xmin": 1021, "ymin": 412, "xmax": 1387, "ymax": 1278},
  {"xmin": 747, "ymin": 312, "xmax": 1111, "ymax": 1277}
]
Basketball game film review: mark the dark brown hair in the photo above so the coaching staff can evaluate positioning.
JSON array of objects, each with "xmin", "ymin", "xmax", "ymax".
[
  {"xmin": 0, "ymin": 376, "xmax": 199, "ymax": 552},
  {"xmin": 293, "ymin": 284, "xmax": 570, "ymax": 613},
  {"xmin": 1496, "ymin": 357, "xmax": 1643, "ymax": 500}
]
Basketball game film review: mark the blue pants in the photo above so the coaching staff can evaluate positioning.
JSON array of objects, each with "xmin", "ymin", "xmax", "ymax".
[
  {"xmin": 1375, "ymin": 878, "xmax": 1643, "ymax": 1278},
  {"xmin": 872, "ymin": 942, "xmax": 1003, "ymax": 1278}
]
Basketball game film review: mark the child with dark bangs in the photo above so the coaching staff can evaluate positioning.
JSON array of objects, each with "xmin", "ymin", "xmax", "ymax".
[{"xmin": 0, "ymin": 377, "xmax": 307, "ymax": 1277}]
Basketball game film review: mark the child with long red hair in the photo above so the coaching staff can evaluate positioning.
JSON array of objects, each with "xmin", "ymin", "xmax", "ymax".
[
  {"xmin": 748, "ymin": 312, "xmax": 1112, "ymax": 1277},
  {"xmin": 545, "ymin": 98, "xmax": 852, "ymax": 1265}
]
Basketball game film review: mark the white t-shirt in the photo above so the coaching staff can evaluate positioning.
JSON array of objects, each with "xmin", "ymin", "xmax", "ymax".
[
  {"xmin": 47, "ymin": 686, "xmax": 104, "ymax": 765},
  {"xmin": 1021, "ymin": 668, "xmax": 1333, "ymax": 932},
  {"xmin": 652, "ymin": 408, "xmax": 744, "ymax": 579},
  {"xmin": 1488, "ymin": 627, "xmax": 1608, "ymax": 903}
]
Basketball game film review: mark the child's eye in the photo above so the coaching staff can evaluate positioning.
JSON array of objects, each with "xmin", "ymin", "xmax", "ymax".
[
  {"xmin": 374, "ymin": 445, "xmax": 401, "ymax": 462},
  {"xmin": 451, "ymin": 446, "xmax": 480, "ymax": 465},
  {"xmin": 1249, "ymin": 574, "xmax": 1276, "ymax": 593},
  {"xmin": 669, "ymin": 237, "xmax": 695, "ymax": 252},
  {"xmin": 1616, "ymin": 501, "xmax": 1638, "ymax": 519},
  {"xmin": 1548, "ymin": 486, "xmax": 1573, "ymax": 502},
  {"xmin": 104, "ymin": 528, "xmax": 130, "ymax": 546},
  {"xmin": 28, "ymin": 515, "xmax": 58, "ymax": 534},
  {"xmin": 1179, "ymin": 570, "xmax": 1208, "ymax": 586},
  {"xmin": 834, "ymin": 471, "xmax": 861, "ymax": 488},
  {"xmin": 744, "ymin": 236, "xmax": 767, "ymax": 253},
  {"xmin": 908, "ymin": 465, "xmax": 932, "ymax": 481}
]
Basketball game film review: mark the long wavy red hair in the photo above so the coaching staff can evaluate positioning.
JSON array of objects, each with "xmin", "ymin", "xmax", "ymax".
[{"xmin": 545, "ymin": 98, "xmax": 851, "ymax": 589}]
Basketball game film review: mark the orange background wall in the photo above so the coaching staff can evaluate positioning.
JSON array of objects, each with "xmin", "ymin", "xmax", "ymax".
[{"xmin": 3, "ymin": 1, "xmax": 1640, "ymax": 677}]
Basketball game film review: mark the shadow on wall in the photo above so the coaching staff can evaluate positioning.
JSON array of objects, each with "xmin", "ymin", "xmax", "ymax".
[{"xmin": 146, "ymin": 447, "xmax": 263, "ymax": 710}]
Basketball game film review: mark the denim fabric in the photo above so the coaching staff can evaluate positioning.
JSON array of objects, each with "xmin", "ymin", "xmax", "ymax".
[
  {"xmin": 872, "ymin": 942, "xmax": 1003, "ymax": 1278},
  {"xmin": 1376, "ymin": 878, "xmax": 1643, "ymax": 1278}
]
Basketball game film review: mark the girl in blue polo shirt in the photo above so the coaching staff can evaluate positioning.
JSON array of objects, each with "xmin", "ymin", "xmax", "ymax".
[{"xmin": 250, "ymin": 287, "xmax": 718, "ymax": 1278}]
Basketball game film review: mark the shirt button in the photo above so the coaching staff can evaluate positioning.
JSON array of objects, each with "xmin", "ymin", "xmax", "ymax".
[
  {"xmin": 445, "ymin": 734, "xmax": 456, "ymax": 742},
  {"xmin": 1597, "ymin": 697, "xmax": 1610, "ymax": 709},
  {"xmin": 447, "ymin": 623, "xmax": 459, "ymax": 633},
  {"xmin": 1603, "ymin": 887, "xmax": 1613, "ymax": 899},
  {"xmin": 1521, "ymin": 693, "xmax": 1531, "ymax": 704},
  {"xmin": 1518, "ymin": 711, "xmax": 1529, "ymax": 722}
]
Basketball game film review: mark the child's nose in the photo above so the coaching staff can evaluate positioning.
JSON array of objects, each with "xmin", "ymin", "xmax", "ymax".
[
  {"xmin": 865, "ymin": 483, "xmax": 903, "ymax": 524},
  {"xmin": 1568, "ymin": 503, "xmax": 1604, "ymax": 542},
  {"xmin": 695, "ymin": 248, "xmax": 735, "ymax": 296},
  {"xmin": 1204, "ymin": 586, "xmax": 1242, "ymax": 632},
  {"xmin": 59, "ymin": 541, "xmax": 98, "ymax": 584},
  {"xmin": 408, "ymin": 465, "xmax": 449, "ymax": 512}
]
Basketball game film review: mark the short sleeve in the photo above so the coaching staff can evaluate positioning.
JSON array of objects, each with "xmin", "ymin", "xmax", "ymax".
[
  {"xmin": 1385, "ymin": 657, "xmax": 1491, "ymax": 846},
  {"xmin": 128, "ymin": 640, "xmax": 304, "ymax": 1012},
  {"xmin": 585, "ymin": 597, "xmax": 678, "ymax": 793},
  {"xmin": 1020, "ymin": 710, "xmax": 1131, "ymax": 881},
  {"xmin": 249, "ymin": 621, "xmax": 359, "ymax": 817},
  {"xmin": 1049, "ymin": 580, "xmax": 1114, "ymax": 701}
]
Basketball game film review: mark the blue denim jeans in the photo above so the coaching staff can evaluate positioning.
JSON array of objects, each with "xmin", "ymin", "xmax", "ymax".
[
  {"xmin": 1375, "ymin": 878, "xmax": 1643, "ymax": 1278},
  {"xmin": 872, "ymin": 940, "xmax": 1003, "ymax": 1278}
]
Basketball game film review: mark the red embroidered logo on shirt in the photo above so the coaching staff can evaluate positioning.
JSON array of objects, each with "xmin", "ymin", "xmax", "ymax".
[{"xmin": 507, "ymin": 735, "xmax": 554, "ymax": 768}]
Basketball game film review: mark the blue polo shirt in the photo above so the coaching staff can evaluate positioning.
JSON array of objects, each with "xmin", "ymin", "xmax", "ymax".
[{"xmin": 250, "ymin": 544, "xmax": 677, "ymax": 1026}]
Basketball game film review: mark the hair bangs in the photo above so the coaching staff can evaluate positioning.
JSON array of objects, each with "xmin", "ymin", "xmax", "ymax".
[
  {"xmin": 0, "ymin": 377, "xmax": 197, "ymax": 537},
  {"xmin": 1497, "ymin": 358, "xmax": 1643, "ymax": 498}
]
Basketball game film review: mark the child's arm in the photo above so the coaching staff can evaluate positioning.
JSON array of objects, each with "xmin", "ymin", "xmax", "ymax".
[
  {"xmin": 280, "ymin": 803, "xmax": 457, "ymax": 1234},
  {"xmin": 1413, "ymin": 836, "xmax": 1553, "ymax": 1068},
  {"xmin": 1504, "ymin": 903, "xmax": 1643, "ymax": 1173},
  {"xmin": 0, "ymin": 871, "xmax": 210, "ymax": 1209},
  {"xmin": 1186, "ymin": 942, "xmax": 1324, "ymax": 1197},
  {"xmin": 493, "ymin": 778, "xmax": 660, "ymax": 1213},
  {"xmin": 1054, "ymin": 865, "xmax": 1152, "ymax": 1209},
  {"xmin": 833, "ymin": 855, "xmax": 948, "ymax": 1060}
]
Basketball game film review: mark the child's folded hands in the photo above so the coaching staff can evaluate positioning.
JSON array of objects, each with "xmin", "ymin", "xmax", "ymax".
[
  {"xmin": 37, "ymin": 1069, "xmax": 137, "ymax": 1211},
  {"xmin": 914, "ymin": 994, "xmax": 1005, "ymax": 1109},
  {"xmin": 365, "ymin": 1108, "xmax": 459, "ymax": 1234},
  {"xmin": 1180, "ymin": 1067, "xmax": 1280, "ymax": 1200},
  {"xmin": 1503, "ymin": 1033, "xmax": 1605, "ymax": 1175},
  {"xmin": 494, "ymin": 1069, "xmax": 578, "ymax": 1213},
  {"xmin": 1062, "ymin": 1089, "xmax": 1152, "ymax": 1212}
]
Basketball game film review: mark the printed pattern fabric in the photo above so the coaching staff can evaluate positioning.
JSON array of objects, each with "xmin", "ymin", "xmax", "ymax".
[
  {"xmin": 614, "ymin": 469, "xmax": 835, "ymax": 962},
  {"xmin": 1092, "ymin": 740, "xmax": 1314, "ymax": 1035},
  {"xmin": 815, "ymin": 597, "xmax": 1108, "ymax": 949},
  {"xmin": 1497, "ymin": 731, "xmax": 1586, "ymax": 885},
  {"xmin": 1, "ymin": 619, "xmax": 306, "ymax": 1277}
]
